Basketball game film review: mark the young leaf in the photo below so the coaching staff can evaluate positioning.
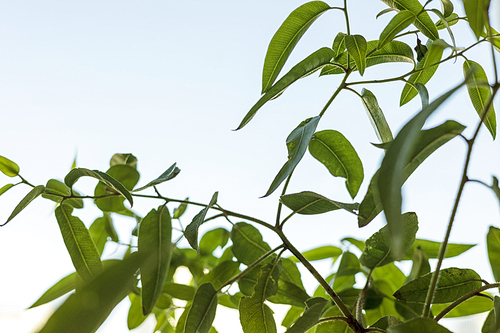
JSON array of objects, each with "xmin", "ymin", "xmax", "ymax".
[
  {"xmin": 377, "ymin": 82, "xmax": 465, "ymax": 257},
  {"xmin": 38, "ymin": 252, "xmax": 146, "ymax": 333},
  {"xmin": 345, "ymin": 34, "xmax": 367, "ymax": 75},
  {"xmin": 332, "ymin": 32, "xmax": 347, "ymax": 59},
  {"xmin": 462, "ymin": 0, "xmax": 488, "ymax": 39},
  {"xmin": 55, "ymin": 204, "xmax": 102, "ymax": 283},
  {"xmin": 65, "ymin": 168, "xmax": 133, "ymax": 208},
  {"xmin": 133, "ymin": 163, "xmax": 180, "ymax": 192},
  {"xmin": 237, "ymin": 48, "xmax": 334, "ymax": 130},
  {"xmin": 379, "ymin": 10, "xmax": 416, "ymax": 49},
  {"xmin": 0, "ymin": 155, "xmax": 20, "ymax": 177},
  {"xmin": 231, "ymin": 222, "xmax": 271, "ymax": 265},
  {"xmin": 199, "ymin": 228, "xmax": 230, "ymax": 256},
  {"xmin": 127, "ymin": 293, "xmax": 149, "ymax": 329},
  {"xmin": 400, "ymin": 39, "xmax": 446, "ymax": 105},
  {"xmin": 463, "ymin": 59, "xmax": 497, "ymax": 139},
  {"xmin": 42, "ymin": 179, "xmax": 84, "ymax": 209},
  {"xmin": 94, "ymin": 165, "xmax": 139, "ymax": 212},
  {"xmin": 287, "ymin": 245, "xmax": 342, "ymax": 263},
  {"xmin": 360, "ymin": 213, "xmax": 418, "ymax": 269},
  {"xmin": 264, "ymin": 116, "xmax": 320, "ymax": 197},
  {"xmin": 432, "ymin": 295, "xmax": 493, "ymax": 318},
  {"xmin": 280, "ymin": 191, "xmax": 359, "ymax": 215},
  {"xmin": 185, "ymin": 283, "xmax": 218, "ymax": 333},
  {"xmin": 285, "ymin": 297, "xmax": 328, "ymax": 333},
  {"xmin": 3, "ymin": 185, "xmax": 45, "ymax": 225},
  {"xmin": 138, "ymin": 205, "xmax": 172, "ymax": 315},
  {"xmin": 387, "ymin": 317, "xmax": 451, "ymax": 333},
  {"xmin": 110, "ymin": 153, "xmax": 138, "ymax": 169},
  {"xmin": 361, "ymin": 88, "xmax": 393, "ymax": 143},
  {"xmin": 393, "ymin": 267, "xmax": 482, "ymax": 303},
  {"xmin": 308, "ymin": 130, "xmax": 364, "ymax": 198},
  {"xmin": 380, "ymin": 0, "xmax": 439, "ymax": 40},
  {"xmin": 0, "ymin": 184, "xmax": 14, "ymax": 197},
  {"xmin": 184, "ymin": 192, "xmax": 218, "ymax": 251},
  {"xmin": 261, "ymin": 1, "xmax": 331, "ymax": 93},
  {"xmin": 487, "ymin": 226, "xmax": 500, "ymax": 282},
  {"xmin": 414, "ymin": 82, "xmax": 429, "ymax": 108},
  {"xmin": 173, "ymin": 197, "xmax": 189, "ymax": 219}
]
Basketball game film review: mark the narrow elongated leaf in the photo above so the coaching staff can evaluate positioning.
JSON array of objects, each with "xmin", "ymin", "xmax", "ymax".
[
  {"xmin": 393, "ymin": 267, "xmax": 482, "ymax": 303},
  {"xmin": 55, "ymin": 204, "xmax": 102, "ymax": 283},
  {"xmin": 138, "ymin": 205, "xmax": 172, "ymax": 315},
  {"xmin": 309, "ymin": 130, "xmax": 364, "ymax": 198},
  {"xmin": 199, "ymin": 260, "xmax": 240, "ymax": 289},
  {"xmin": 133, "ymin": 163, "xmax": 180, "ymax": 192},
  {"xmin": 163, "ymin": 282, "xmax": 196, "ymax": 301},
  {"xmin": 42, "ymin": 179, "xmax": 84, "ymax": 209},
  {"xmin": 4, "ymin": 185, "xmax": 45, "ymax": 225},
  {"xmin": 262, "ymin": 1, "xmax": 331, "ymax": 93},
  {"xmin": 65, "ymin": 168, "xmax": 133, "ymax": 208},
  {"xmin": 185, "ymin": 283, "xmax": 218, "ymax": 333},
  {"xmin": 464, "ymin": 59, "xmax": 497, "ymax": 139},
  {"xmin": 414, "ymin": 82, "xmax": 429, "ymax": 108},
  {"xmin": 285, "ymin": 297, "xmax": 328, "ymax": 333},
  {"xmin": 436, "ymin": 13, "xmax": 459, "ymax": 30},
  {"xmin": 265, "ymin": 117, "xmax": 320, "ymax": 197},
  {"xmin": 94, "ymin": 165, "xmax": 139, "ymax": 212},
  {"xmin": 281, "ymin": 307, "xmax": 303, "ymax": 329},
  {"xmin": 0, "ymin": 155, "xmax": 20, "ymax": 177},
  {"xmin": 378, "ymin": 82, "xmax": 465, "ymax": 257},
  {"xmin": 406, "ymin": 247, "xmax": 430, "ymax": 282},
  {"xmin": 173, "ymin": 198, "xmax": 189, "ymax": 219},
  {"xmin": 462, "ymin": 0, "xmax": 488, "ymax": 39},
  {"xmin": 38, "ymin": 253, "xmax": 146, "ymax": 333},
  {"xmin": 432, "ymin": 295, "xmax": 493, "ymax": 318},
  {"xmin": 89, "ymin": 216, "xmax": 110, "ymax": 256},
  {"xmin": 387, "ymin": 317, "xmax": 451, "ymax": 333},
  {"xmin": 361, "ymin": 88, "xmax": 393, "ymax": 143},
  {"xmin": 487, "ymin": 226, "xmax": 500, "ymax": 281},
  {"xmin": 231, "ymin": 222, "xmax": 271, "ymax": 265},
  {"xmin": 404, "ymin": 238, "xmax": 475, "ymax": 259},
  {"xmin": 280, "ymin": 191, "xmax": 359, "ymax": 215},
  {"xmin": 127, "ymin": 293, "xmax": 149, "ymax": 329},
  {"xmin": 332, "ymin": 32, "xmax": 347, "ymax": 59},
  {"xmin": 400, "ymin": 39, "xmax": 446, "ymax": 105},
  {"xmin": 380, "ymin": 0, "xmax": 439, "ymax": 40},
  {"xmin": 288, "ymin": 245, "xmax": 342, "ymax": 263},
  {"xmin": 184, "ymin": 192, "xmax": 218, "ymax": 251},
  {"xmin": 379, "ymin": 11, "xmax": 416, "ymax": 49},
  {"xmin": 345, "ymin": 34, "xmax": 367, "ymax": 75},
  {"xmin": 333, "ymin": 251, "xmax": 360, "ymax": 292},
  {"xmin": 238, "ymin": 48, "xmax": 334, "ymax": 130},
  {"xmin": 440, "ymin": 0, "xmax": 454, "ymax": 17},
  {"xmin": 491, "ymin": 178, "xmax": 500, "ymax": 210},
  {"xmin": 0, "ymin": 184, "xmax": 14, "ymax": 197},
  {"xmin": 360, "ymin": 212, "xmax": 418, "ymax": 269},
  {"xmin": 30, "ymin": 272, "xmax": 78, "ymax": 308}
]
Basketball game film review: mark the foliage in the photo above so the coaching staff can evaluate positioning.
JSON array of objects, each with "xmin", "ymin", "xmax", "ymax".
[{"xmin": 2, "ymin": 0, "xmax": 500, "ymax": 332}]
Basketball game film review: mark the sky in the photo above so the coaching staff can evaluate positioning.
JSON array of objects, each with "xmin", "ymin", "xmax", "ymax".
[{"xmin": 0, "ymin": 1, "xmax": 499, "ymax": 332}]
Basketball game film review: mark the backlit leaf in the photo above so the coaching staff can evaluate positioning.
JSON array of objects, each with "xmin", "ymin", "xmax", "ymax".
[
  {"xmin": 42, "ymin": 179, "xmax": 83, "ymax": 209},
  {"xmin": 199, "ymin": 228, "xmax": 230, "ymax": 256},
  {"xmin": 163, "ymin": 282, "xmax": 196, "ymax": 301},
  {"xmin": 387, "ymin": 317, "xmax": 451, "ymax": 333},
  {"xmin": 332, "ymin": 32, "xmax": 347, "ymax": 59},
  {"xmin": 280, "ymin": 191, "xmax": 359, "ymax": 215},
  {"xmin": 404, "ymin": 238, "xmax": 475, "ymax": 259},
  {"xmin": 0, "ymin": 155, "xmax": 19, "ymax": 177},
  {"xmin": 432, "ymin": 295, "xmax": 493, "ymax": 318},
  {"xmin": 285, "ymin": 297, "xmax": 328, "ymax": 333},
  {"xmin": 94, "ymin": 165, "xmax": 139, "ymax": 212},
  {"xmin": 487, "ymin": 226, "xmax": 500, "ymax": 282},
  {"xmin": 173, "ymin": 198, "xmax": 189, "ymax": 219},
  {"xmin": 3, "ymin": 185, "xmax": 44, "ymax": 225},
  {"xmin": 361, "ymin": 88, "xmax": 393, "ymax": 143},
  {"xmin": 439, "ymin": 0, "xmax": 454, "ymax": 17},
  {"xmin": 462, "ymin": 0, "xmax": 489, "ymax": 39},
  {"xmin": 379, "ymin": 10, "xmax": 416, "ymax": 49},
  {"xmin": 287, "ymin": 245, "xmax": 342, "ymax": 263},
  {"xmin": 0, "ymin": 184, "xmax": 14, "ymax": 197},
  {"xmin": 29, "ymin": 272, "xmax": 78, "ymax": 309},
  {"xmin": 184, "ymin": 192, "xmax": 218, "ymax": 251},
  {"xmin": 133, "ymin": 163, "xmax": 180, "ymax": 192},
  {"xmin": 185, "ymin": 283, "xmax": 218, "ymax": 333},
  {"xmin": 127, "ymin": 293, "xmax": 149, "ymax": 329},
  {"xmin": 345, "ymin": 34, "xmax": 367, "ymax": 75},
  {"xmin": 231, "ymin": 222, "xmax": 271, "ymax": 265}
]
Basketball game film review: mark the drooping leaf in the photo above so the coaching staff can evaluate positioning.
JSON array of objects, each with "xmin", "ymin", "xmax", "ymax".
[
  {"xmin": 387, "ymin": 317, "xmax": 451, "ymax": 333},
  {"xmin": 138, "ymin": 205, "xmax": 172, "ymax": 315},
  {"xmin": 55, "ymin": 204, "xmax": 102, "ymax": 283},
  {"xmin": 464, "ymin": 59, "xmax": 497, "ymax": 139},
  {"xmin": 0, "ymin": 155, "xmax": 20, "ymax": 177},
  {"xmin": 406, "ymin": 247, "xmax": 430, "ymax": 282},
  {"xmin": 39, "ymin": 252, "xmax": 146, "ymax": 333},
  {"xmin": 133, "ymin": 163, "xmax": 180, "ymax": 192},
  {"xmin": 377, "ymin": 82, "xmax": 465, "ymax": 257},
  {"xmin": 89, "ymin": 216, "xmax": 111, "ymax": 256},
  {"xmin": 163, "ymin": 282, "xmax": 196, "ymax": 301},
  {"xmin": 380, "ymin": 0, "xmax": 439, "ymax": 40},
  {"xmin": 238, "ymin": 48, "xmax": 334, "ymax": 130},
  {"xmin": 173, "ymin": 198, "xmax": 189, "ymax": 219},
  {"xmin": 333, "ymin": 251, "xmax": 360, "ymax": 292},
  {"xmin": 345, "ymin": 34, "xmax": 367, "ymax": 75},
  {"xmin": 332, "ymin": 32, "xmax": 347, "ymax": 59},
  {"xmin": 261, "ymin": 1, "xmax": 331, "ymax": 93},
  {"xmin": 265, "ymin": 117, "xmax": 320, "ymax": 197},
  {"xmin": 462, "ymin": 0, "xmax": 489, "ymax": 39},
  {"xmin": 308, "ymin": 130, "xmax": 364, "ymax": 198},
  {"xmin": 400, "ymin": 39, "xmax": 446, "ymax": 105},
  {"xmin": 184, "ymin": 192, "xmax": 218, "ymax": 251},
  {"xmin": 94, "ymin": 165, "xmax": 139, "ymax": 212},
  {"xmin": 439, "ymin": 0, "xmax": 454, "ymax": 17},
  {"xmin": 65, "ymin": 168, "xmax": 133, "ymax": 208},
  {"xmin": 42, "ymin": 179, "xmax": 84, "ymax": 209},
  {"xmin": 360, "ymin": 212, "xmax": 418, "ymax": 269},
  {"xmin": 231, "ymin": 222, "xmax": 271, "ymax": 265},
  {"xmin": 110, "ymin": 153, "xmax": 138, "ymax": 169},
  {"xmin": 487, "ymin": 226, "xmax": 500, "ymax": 282},
  {"xmin": 361, "ymin": 88, "xmax": 393, "ymax": 143},
  {"xmin": 287, "ymin": 245, "xmax": 342, "ymax": 263},
  {"xmin": 280, "ymin": 191, "xmax": 359, "ymax": 215},
  {"xmin": 127, "ymin": 293, "xmax": 149, "ymax": 329},
  {"xmin": 404, "ymin": 238, "xmax": 475, "ymax": 259},
  {"xmin": 393, "ymin": 267, "xmax": 482, "ymax": 303},
  {"xmin": 3, "ymin": 185, "xmax": 45, "ymax": 225},
  {"xmin": 414, "ymin": 82, "xmax": 429, "ymax": 108},
  {"xmin": 436, "ymin": 13, "xmax": 459, "ymax": 30},
  {"xmin": 185, "ymin": 283, "xmax": 218, "ymax": 333},
  {"xmin": 379, "ymin": 10, "xmax": 416, "ymax": 49},
  {"xmin": 285, "ymin": 297, "xmax": 328, "ymax": 333},
  {"xmin": 199, "ymin": 228, "xmax": 230, "ymax": 256},
  {"xmin": 29, "ymin": 272, "xmax": 78, "ymax": 309},
  {"xmin": 432, "ymin": 295, "xmax": 493, "ymax": 318}
]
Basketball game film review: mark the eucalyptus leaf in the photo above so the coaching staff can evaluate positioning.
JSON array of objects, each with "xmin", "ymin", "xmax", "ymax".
[
  {"xmin": 163, "ymin": 282, "xmax": 196, "ymax": 301},
  {"xmin": 184, "ymin": 192, "xmax": 218, "ymax": 251},
  {"xmin": 0, "ymin": 184, "xmax": 14, "ymax": 197},
  {"xmin": 127, "ymin": 293, "xmax": 149, "ymax": 329},
  {"xmin": 133, "ymin": 163, "xmax": 180, "ymax": 192},
  {"xmin": 462, "ymin": 0, "xmax": 488, "ymax": 39},
  {"xmin": 280, "ymin": 191, "xmax": 359, "ymax": 215},
  {"xmin": 436, "ymin": 13, "xmax": 459, "ymax": 30},
  {"xmin": 199, "ymin": 228, "xmax": 230, "ymax": 256},
  {"xmin": 42, "ymin": 179, "xmax": 83, "ymax": 209},
  {"xmin": 29, "ymin": 272, "xmax": 78, "ymax": 309},
  {"xmin": 361, "ymin": 88, "xmax": 393, "ymax": 143},
  {"xmin": 185, "ymin": 283, "xmax": 218, "ymax": 333},
  {"xmin": 94, "ymin": 165, "xmax": 139, "ymax": 212},
  {"xmin": 231, "ymin": 222, "xmax": 271, "ymax": 265},
  {"xmin": 439, "ymin": 0, "xmax": 453, "ymax": 18},
  {"xmin": 345, "ymin": 34, "xmax": 367, "ymax": 75},
  {"xmin": 3, "ymin": 185, "xmax": 45, "ymax": 225},
  {"xmin": 379, "ymin": 10, "xmax": 416, "ymax": 49},
  {"xmin": 0, "ymin": 155, "xmax": 20, "ymax": 177},
  {"xmin": 173, "ymin": 198, "xmax": 189, "ymax": 219}
]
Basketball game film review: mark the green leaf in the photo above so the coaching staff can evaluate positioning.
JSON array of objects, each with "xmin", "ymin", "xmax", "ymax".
[
  {"xmin": 280, "ymin": 191, "xmax": 359, "ymax": 215},
  {"xmin": 29, "ymin": 272, "xmax": 78, "ymax": 308},
  {"xmin": 380, "ymin": 0, "xmax": 439, "ymax": 40},
  {"xmin": 0, "ymin": 155, "xmax": 20, "ymax": 177},
  {"xmin": 185, "ymin": 283, "xmax": 218, "ymax": 333},
  {"xmin": 387, "ymin": 317, "xmax": 451, "ymax": 333},
  {"xmin": 127, "ymin": 293, "xmax": 149, "ymax": 329},
  {"xmin": 89, "ymin": 216, "xmax": 110, "ymax": 256},
  {"xmin": 285, "ymin": 297, "xmax": 328, "ymax": 333},
  {"xmin": 315, "ymin": 306, "xmax": 349, "ymax": 332},
  {"xmin": 163, "ymin": 282, "xmax": 196, "ymax": 301},
  {"xmin": 462, "ymin": 0, "xmax": 489, "ymax": 39},
  {"xmin": 94, "ymin": 165, "xmax": 139, "ymax": 212},
  {"xmin": 309, "ymin": 130, "xmax": 364, "ymax": 198},
  {"xmin": 184, "ymin": 192, "xmax": 218, "ymax": 251},
  {"xmin": 238, "ymin": 48, "xmax": 334, "ymax": 130},
  {"xmin": 406, "ymin": 247, "xmax": 430, "ymax": 282},
  {"xmin": 400, "ymin": 39, "xmax": 446, "ymax": 105},
  {"xmin": 133, "ymin": 163, "xmax": 180, "ymax": 192},
  {"xmin": 268, "ymin": 279, "xmax": 310, "ymax": 307},
  {"xmin": 482, "ymin": 297, "xmax": 500, "ymax": 333},
  {"xmin": 42, "ymin": 179, "xmax": 84, "ymax": 209},
  {"xmin": 414, "ymin": 82, "xmax": 429, "ymax": 108},
  {"xmin": 173, "ymin": 198, "xmax": 189, "ymax": 219},
  {"xmin": 110, "ymin": 153, "xmax": 138, "ymax": 169},
  {"xmin": 3, "ymin": 185, "xmax": 44, "ymax": 225},
  {"xmin": 282, "ymin": 306, "xmax": 303, "ymax": 328},
  {"xmin": 199, "ymin": 228, "xmax": 230, "ymax": 256},
  {"xmin": 138, "ymin": 205, "xmax": 172, "ymax": 315},
  {"xmin": 432, "ymin": 294, "xmax": 493, "ymax": 318},
  {"xmin": 345, "ymin": 34, "xmax": 367, "ymax": 75},
  {"xmin": 370, "ymin": 316, "xmax": 403, "ymax": 330},
  {"xmin": 487, "ymin": 226, "xmax": 500, "ymax": 281},
  {"xmin": 199, "ymin": 260, "xmax": 240, "ymax": 289},
  {"xmin": 287, "ymin": 245, "xmax": 342, "ymax": 263},
  {"xmin": 436, "ymin": 13, "xmax": 459, "ymax": 30},
  {"xmin": 361, "ymin": 88, "xmax": 393, "ymax": 143},
  {"xmin": 261, "ymin": 1, "xmax": 331, "ymax": 93},
  {"xmin": 393, "ymin": 267, "xmax": 482, "ymax": 303},
  {"xmin": 239, "ymin": 262, "xmax": 282, "ymax": 333},
  {"xmin": 379, "ymin": 11, "xmax": 416, "ymax": 49},
  {"xmin": 0, "ymin": 183, "xmax": 14, "ymax": 197},
  {"xmin": 55, "ymin": 204, "xmax": 102, "ymax": 283},
  {"xmin": 231, "ymin": 222, "xmax": 271, "ymax": 265},
  {"xmin": 332, "ymin": 32, "xmax": 347, "ymax": 59},
  {"xmin": 439, "ymin": 0, "xmax": 454, "ymax": 18},
  {"xmin": 464, "ymin": 59, "xmax": 497, "ymax": 139},
  {"xmin": 65, "ymin": 168, "xmax": 133, "ymax": 208},
  {"xmin": 360, "ymin": 212, "xmax": 418, "ymax": 269},
  {"xmin": 38, "ymin": 252, "xmax": 146, "ymax": 333},
  {"xmin": 404, "ymin": 238, "xmax": 475, "ymax": 259},
  {"xmin": 265, "ymin": 116, "xmax": 320, "ymax": 197},
  {"xmin": 378, "ymin": 82, "xmax": 465, "ymax": 257},
  {"xmin": 333, "ymin": 251, "xmax": 360, "ymax": 292}
]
